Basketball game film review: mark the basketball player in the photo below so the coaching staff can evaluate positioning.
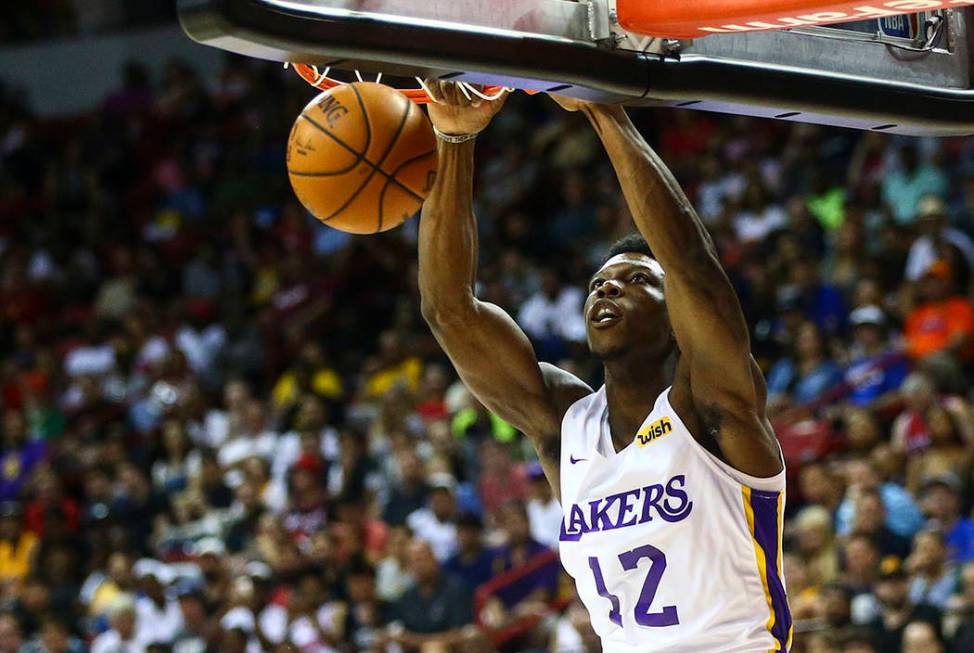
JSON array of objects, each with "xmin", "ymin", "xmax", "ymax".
[{"xmin": 418, "ymin": 82, "xmax": 792, "ymax": 653}]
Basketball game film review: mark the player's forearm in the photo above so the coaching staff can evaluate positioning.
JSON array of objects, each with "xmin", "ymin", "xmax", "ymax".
[
  {"xmin": 418, "ymin": 140, "xmax": 479, "ymax": 322},
  {"xmin": 581, "ymin": 105, "xmax": 719, "ymax": 280}
]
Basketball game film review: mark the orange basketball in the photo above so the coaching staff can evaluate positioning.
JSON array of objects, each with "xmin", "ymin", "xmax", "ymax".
[{"xmin": 286, "ymin": 83, "xmax": 438, "ymax": 234}]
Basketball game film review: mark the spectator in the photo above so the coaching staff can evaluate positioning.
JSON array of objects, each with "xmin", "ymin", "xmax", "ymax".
[
  {"xmin": 91, "ymin": 593, "xmax": 139, "ymax": 653},
  {"xmin": 0, "ymin": 410, "xmax": 46, "ymax": 502},
  {"xmin": 837, "ymin": 459, "xmax": 924, "ymax": 539},
  {"xmin": 800, "ymin": 461, "xmax": 846, "ymax": 517},
  {"xmin": 793, "ymin": 506, "xmax": 839, "ymax": 587},
  {"xmin": 477, "ymin": 440, "xmax": 527, "ymax": 525},
  {"xmin": 444, "ymin": 512, "xmax": 494, "ymax": 592},
  {"xmin": 375, "ymin": 527, "xmax": 413, "ymax": 603},
  {"xmin": 767, "ymin": 321, "xmax": 843, "ymax": 412},
  {"xmin": 0, "ymin": 613, "xmax": 24, "ymax": 653},
  {"xmin": 857, "ymin": 557, "xmax": 941, "ymax": 651},
  {"xmin": 843, "ymin": 534, "xmax": 882, "ymax": 595},
  {"xmin": 917, "ymin": 476, "xmax": 974, "ymax": 567},
  {"xmin": 905, "ymin": 195, "xmax": 974, "ymax": 288},
  {"xmin": 133, "ymin": 561, "xmax": 183, "ymax": 650},
  {"xmin": 783, "ymin": 257, "xmax": 848, "ymax": 334},
  {"xmin": 172, "ymin": 585, "xmax": 212, "ymax": 653},
  {"xmin": 908, "ymin": 529, "xmax": 959, "ymax": 610},
  {"xmin": 0, "ymin": 502, "xmax": 37, "ymax": 589},
  {"xmin": 851, "ymin": 489, "xmax": 912, "ymax": 559},
  {"xmin": 406, "ymin": 474, "xmax": 460, "ymax": 562},
  {"xmin": 484, "ymin": 502, "xmax": 559, "ymax": 618},
  {"xmin": 900, "ymin": 620, "xmax": 945, "ymax": 653},
  {"xmin": 516, "ymin": 269, "xmax": 587, "ymax": 361},
  {"xmin": 20, "ymin": 616, "xmax": 86, "ymax": 653},
  {"xmin": 904, "ymin": 261, "xmax": 974, "ymax": 365},
  {"xmin": 734, "ymin": 180, "xmax": 786, "ymax": 244},
  {"xmin": 382, "ymin": 450, "xmax": 429, "ymax": 528},
  {"xmin": 843, "ymin": 306, "xmax": 909, "ymax": 410},
  {"xmin": 217, "ymin": 400, "xmax": 276, "ymax": 470},
  {"xmin": 906, "ymin": 406, "xmax": 972, "ymax": 494},
  {"xmin": 340, "ymin": 559, "xmax": 392, "ymax": 652},
  {"xmin": 361, "ymin": 331, "xmax": 422, "ymax": 399},
  {"xmin": 944, "ymin": 561, "xmax": 974, "ymax": 652},
  {"xmin": 882, "ymin": 145, "xmax": 948, "ymax": 225},
  {"xmin": 525, "ymin": 461, "xmax": 561, "ymax": 549},
  {"xmin": 385, "ymin": 540, "xmax": 474, "ymax": 652}
]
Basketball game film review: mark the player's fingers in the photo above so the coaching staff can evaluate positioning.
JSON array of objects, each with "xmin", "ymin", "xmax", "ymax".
[
  {"xmin": 424, "ymin": 79, "xmax": 444, "ymax": 104},
  {"xmin": 427, "ymin": 80, "xmax": 443, "ymax": 103},
  {"xmin": 465, "ymin": 83, "xmax": 484, "ymax": 108},
  {"xmin": 443, "ymin": 82, "xmax": 462, "ymax": 107},
  {"xmin": 445, "ymin": 82, "xmax": 472, "ymax": 108}
]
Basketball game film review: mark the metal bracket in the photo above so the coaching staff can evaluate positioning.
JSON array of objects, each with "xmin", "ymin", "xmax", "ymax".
[{"xmin": 587, "ymin": 0, "xmax": 613, "ymax": 42}]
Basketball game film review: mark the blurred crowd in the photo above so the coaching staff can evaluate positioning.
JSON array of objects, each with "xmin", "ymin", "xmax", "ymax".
[
  {"xmin": 0, "ymin": 2, "xmax": 173, "ymax": 44},
  {"xmin": 0, "ymin": 41, "xmax": 974, "ymax": 653}
]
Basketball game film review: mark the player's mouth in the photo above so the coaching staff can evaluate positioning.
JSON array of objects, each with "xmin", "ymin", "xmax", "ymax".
[{"xmin": 589, "ymin": 299, "xmax": 622, "ymax": 328}]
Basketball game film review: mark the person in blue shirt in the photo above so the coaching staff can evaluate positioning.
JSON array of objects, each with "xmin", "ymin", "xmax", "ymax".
[
  {"xmin": 844, "ymin": 305, "xmax": 910, "ymax": 410},
  {"xmin": 443, "ymin": 512, "xmax": 495, "ymax": 591},
  {"xmin": 768, "ymin": 320, "xmax": 843, "ymax": 412},
  {"xmin": 837, "ymin": 458, "xmax": 925, "ymax": 539},
  {"xmin": 918, "ymin": 474, "xmax": 974, "ymax": 564}
]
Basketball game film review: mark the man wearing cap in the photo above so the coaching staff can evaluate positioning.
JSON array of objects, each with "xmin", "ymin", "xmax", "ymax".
[
  {"xmin": 859, "ymin": 557, "xmax": 942, "ymax": 651},
  {"xmin": 133, "ymin": 560, "xmax": 183, "ymax": 651},
  {"xmin": 904, "ymin": 259, "xmax": 974, "ymax": 364},
  {"xmin": 919, "ymin": 474, "xmax": 974, "ymax": 564},
  {"xmin": 905, "ymin": 194, "xmax": 974, "ymax": 288},
  {"xmin": 406, "ymin": 473, "xmax": 460, "ymax": 562},
  {"xmin": 844, "ymin": 305, "xmax": 909, "ymax": 410}
]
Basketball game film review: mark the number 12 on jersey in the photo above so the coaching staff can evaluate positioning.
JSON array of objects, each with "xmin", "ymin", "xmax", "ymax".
[{"xmin": 588, "ymin": 544, "xmax": 679, "ymax": 627}]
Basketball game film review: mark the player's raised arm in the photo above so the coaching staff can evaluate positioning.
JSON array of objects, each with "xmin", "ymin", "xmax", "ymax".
[
  {"xmin": 557, "ymin": 98, "xmax": 781, "ymax": 478},
  {"xmin": 419, "ymin": 83, "xmax": 590, "ymax": 496}
]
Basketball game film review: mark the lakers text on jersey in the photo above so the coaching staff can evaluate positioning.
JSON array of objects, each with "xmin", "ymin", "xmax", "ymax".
[{"xmin": 558, "ymin": 386, "xmax": 792, "ymax": 653}]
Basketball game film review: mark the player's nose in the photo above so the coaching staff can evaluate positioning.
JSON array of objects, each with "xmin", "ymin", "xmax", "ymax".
[{"xmin": 597, "ymin": 280, "xmax": 623, "ymax": 298}]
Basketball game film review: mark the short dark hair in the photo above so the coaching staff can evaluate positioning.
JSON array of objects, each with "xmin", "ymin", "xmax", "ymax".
[{"xmin": 604, "ymin": 233, "xmax": 654, "ymax": 263}]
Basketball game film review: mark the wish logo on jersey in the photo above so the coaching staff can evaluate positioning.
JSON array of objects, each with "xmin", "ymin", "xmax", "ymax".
[
  {"xmin": 636, "ymin": 416, "xmax": 672, "ymax": 447},
  {"xmin": 559, "ymin": 474, "xmax": 693, "ymax": 542}
]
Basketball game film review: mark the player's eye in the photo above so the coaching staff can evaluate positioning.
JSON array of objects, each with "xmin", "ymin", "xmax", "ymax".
[
  {"xmin": 590, "ymin": 279, "xmax": 604, "ymax": 292},
  {"xmin": 630, "ymin": 273, "xmax": 649, "ymax": 284}
]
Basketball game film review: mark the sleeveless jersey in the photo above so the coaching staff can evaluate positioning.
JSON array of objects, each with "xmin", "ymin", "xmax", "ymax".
[{"xmin": 558, "ymin": 386, "xmax": 792, "ymax": 653}]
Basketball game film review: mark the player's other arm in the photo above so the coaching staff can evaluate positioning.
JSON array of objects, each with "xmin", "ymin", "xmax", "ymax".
[
  {"xmin": 562, "ymin": 100, "xmax": 781, "ymax": 477},
  {"xmin": 419, "ymin": 83, "xmax": 590, "ymax": 497}
]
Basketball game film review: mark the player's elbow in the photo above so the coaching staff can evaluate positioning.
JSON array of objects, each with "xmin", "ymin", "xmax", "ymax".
[{"xmin": 420, "ymin": 293, "xmax": 476, "ymax": 329}]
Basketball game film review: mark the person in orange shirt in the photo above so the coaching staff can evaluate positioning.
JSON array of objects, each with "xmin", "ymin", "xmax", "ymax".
[{"xmin": 904, "ymin": 261, "xmax": 974, "ymax": 363}]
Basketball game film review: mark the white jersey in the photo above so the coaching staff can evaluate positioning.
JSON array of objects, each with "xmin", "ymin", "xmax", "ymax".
[{"xmin": 559, "ymin": 386, "xmax": 792, "ymax": 653}]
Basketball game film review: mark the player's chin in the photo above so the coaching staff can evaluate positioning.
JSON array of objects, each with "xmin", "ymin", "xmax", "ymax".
[{"xmin": 587, "ymin": 330, "xmax": 629, "ymax": 362}]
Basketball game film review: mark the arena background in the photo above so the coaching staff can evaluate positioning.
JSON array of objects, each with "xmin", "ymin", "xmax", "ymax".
[{"xmin": 1, "ymin": 3, "xmax": 974, "ymax": 653}]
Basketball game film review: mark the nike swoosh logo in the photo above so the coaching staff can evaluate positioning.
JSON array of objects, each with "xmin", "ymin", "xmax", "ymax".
[{"xmin": 570, "ymin": 455, "xmax": 587, "ymax": 465}]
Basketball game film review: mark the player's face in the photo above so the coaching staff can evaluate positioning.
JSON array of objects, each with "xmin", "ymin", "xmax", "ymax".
[{"xmin": 585, "ymin": 253, "xmax": 670, "ymax": 361}]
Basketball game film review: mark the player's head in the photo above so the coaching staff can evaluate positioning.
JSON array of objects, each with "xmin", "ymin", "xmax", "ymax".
[{"xmin": 585, "ymin": 234, "xmax": 672, "ymax": 362}]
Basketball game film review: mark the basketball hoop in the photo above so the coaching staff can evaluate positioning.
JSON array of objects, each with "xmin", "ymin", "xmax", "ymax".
[{"xmin": 287, "ymin": 62, "xmax": 518, "ymax": 104}]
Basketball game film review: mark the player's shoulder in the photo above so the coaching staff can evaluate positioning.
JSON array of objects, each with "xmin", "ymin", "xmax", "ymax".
[{"xmin": 539, "ymin": 362, "xmax": 593, "ymax": 421}]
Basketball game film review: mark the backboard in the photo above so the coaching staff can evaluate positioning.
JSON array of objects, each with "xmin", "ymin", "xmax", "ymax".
[{"xmin": 178, "ymin": 0, "xmax": 974, "ymax": 135}]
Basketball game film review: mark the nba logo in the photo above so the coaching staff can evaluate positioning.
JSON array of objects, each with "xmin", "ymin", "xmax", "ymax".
[
  {"xmin": 879, "ymin": 12, "xmax": 922, "ymax": 39},
  {"xmin": 636, "ymin": 417, "xmax": 673, "ymax": 447}
]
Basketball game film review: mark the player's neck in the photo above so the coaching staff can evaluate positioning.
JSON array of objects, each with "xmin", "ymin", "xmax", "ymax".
[{"xmin": 603, "ymin": 356, "xmax": 672, "ymax": 454}]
